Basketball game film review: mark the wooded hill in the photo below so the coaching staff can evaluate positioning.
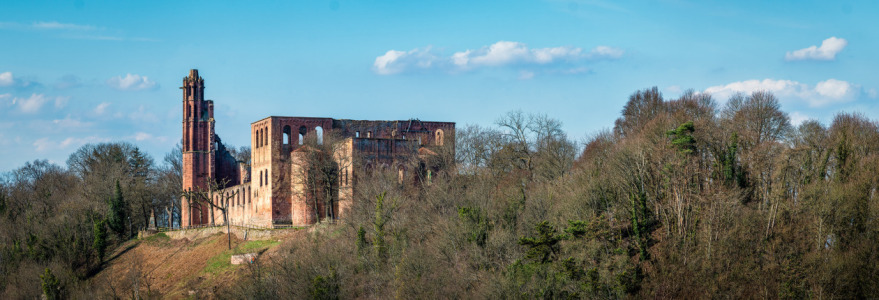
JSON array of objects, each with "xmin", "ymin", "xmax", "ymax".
[{"xmin": 2, "ymin": 87, "xmax": 878, "ymax": 298}]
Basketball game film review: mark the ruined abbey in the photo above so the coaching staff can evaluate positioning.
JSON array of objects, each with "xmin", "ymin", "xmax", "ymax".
[{"xmin": 180, "ymin": 69, "xmax": 455, "ymax": 227}]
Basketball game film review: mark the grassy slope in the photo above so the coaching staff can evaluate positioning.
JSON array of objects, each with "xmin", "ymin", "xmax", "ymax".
[{"xmin": 88, "ymin": 231, "xmax": 290, "ymax": 298}]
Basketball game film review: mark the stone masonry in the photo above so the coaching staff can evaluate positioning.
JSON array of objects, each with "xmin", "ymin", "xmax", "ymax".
[{"xmin": 180, "ymin": 69, "xmax": 455, "ymax": 228}]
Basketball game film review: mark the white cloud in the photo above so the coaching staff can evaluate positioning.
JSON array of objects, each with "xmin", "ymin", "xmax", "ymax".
[
  {"xmin": 785, "ymin": 37, "xmax": 847, "ymax": 61},
  {"xmin": 789, "ymin": 112, "xmax": 810, "ymax": 126},
  {"xmin": 128, "ymin": 105, "xmax": 159, "ymax": 123},
  {"xmin": 35, "ymin": 136, "xmax": 107, "ymax": 152},
  {"xmin": 373, "ymin": 41, "xmax": 622, "ymax": 75},
  {"xmin": 32, "ymin": 21, "xmax": 96, "ymax": 31},
  {"xmin": 59, "ymin": 136, "xmax": 108, "ymax": 149},
  {"xmin": 704, "ymin": 78, "xmax": 860, "ymax": 107},
  {"xmin": 33, "ymin": 138, "xmax": 53, "ymax": 152},
  {"xmin": 814, "ymin": 79, "xmax": 852, "ymax": 99},
  {"xmin": 54, "ymin": 96, "xmax": 69, "ymax": 109},
  {"xmin": 587, "ymin": 46, "xmax": 624, "ymax": 59},
  {"xmin": 0, "ymin": 72, "xmax": 12, "ymax": 86},
  {"xmin": 106, "ymin": 74, "xmax": 157, "ymax": 91},
  {"xmin": 134, "ymin": 132, "xmax": 153, "ymax": 141},
  {"xmin": 452, "ymin": 41, "xmax": 586, "ymax": 69},
  {"xmin": 15, "ymin": 93, "xmax": 48, "ymax": 113},
  {"xmin": 0, "ymin": 21, "xmax": 97, "ymax": 31},
  {"xmin": 665, "ymin": 85, "xmax": 683, "ymax": 95},
  {"xmin": 53, "ymin": 117, "xmax": 92, "ymax": 129},
  {"xmin": 129, "ymin": 132, "xmax": 168, "ymax": 144},
  {"xmin": 374, "ymin": 47, "xmax": 438, "ymax": 75},
  {"xmin": 868, "ymin": 88, "xmax": 878, "ymax": 99},
  {"xmin": 94, "ymin": 102, "xmax": 110, "ymax": 114}
]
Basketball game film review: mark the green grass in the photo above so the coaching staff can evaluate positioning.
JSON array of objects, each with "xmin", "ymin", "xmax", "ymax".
[
  {"xmin": 202, "ymin": 239, "xmax": 281, "ymax": 275},
  {"xmin": 140, "ymin": 232, "xmax": 170, "ymax": 246}
]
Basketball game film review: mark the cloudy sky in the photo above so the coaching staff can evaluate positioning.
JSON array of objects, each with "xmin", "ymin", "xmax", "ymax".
[{"xmin": 1, "ymin": 0, "xmax": 877, "ymax": 171}]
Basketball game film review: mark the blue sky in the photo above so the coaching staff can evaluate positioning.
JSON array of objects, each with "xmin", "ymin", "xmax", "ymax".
[{"xmin": 1, "ymin": 0, "xmax": 877, "ymax": 171}]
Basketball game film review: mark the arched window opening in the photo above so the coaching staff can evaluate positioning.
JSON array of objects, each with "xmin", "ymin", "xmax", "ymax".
[
  {"xmin": 265, "ymin": 170, "xmax": 269, "ymax": 186},
  {"xmin": 257, "ymin": 129, "xmax": 261, "ymax": 148},
  {"xmin": 263, "ymin": 127, "xmax": 269, "ymax": 147},
  {"xmin": 315, "ymin": 126, "xmax": 324, "ymax": 145},
  {"xmin": 283, "ymin": 125, "xmax": 292, "ymax": 145},
  {"xmin": 259, "ymin": 170, "xmax": 263, "ymax": 186},
  {"xmin": 435, "ymin": 129, "xmax": 444, "ymax": 146},
  {"xmin": 367, "ymin": 131, "xmax": 373, "ymax": 138},
  {"xmin": 298, "ymin": 126, "xmax": 307, "ymax": 145},
  {"xmin": 355, "ymin": 131, "xmax": 360, "ymax": 138}
]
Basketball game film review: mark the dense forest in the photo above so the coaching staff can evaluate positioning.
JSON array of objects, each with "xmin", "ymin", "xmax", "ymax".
[{"xmin": 2, "ymin": 87, "xmax": 878, "ymax": 298}]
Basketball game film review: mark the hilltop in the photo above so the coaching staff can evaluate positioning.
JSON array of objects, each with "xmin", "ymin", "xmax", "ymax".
[{"xmin": 86, "ymin": 228, "xmax": 299, "ymax": 298}]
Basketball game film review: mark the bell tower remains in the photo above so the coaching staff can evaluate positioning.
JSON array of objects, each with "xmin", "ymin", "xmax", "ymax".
[{"xmin": 181, "ymin": 69, "xmax": 216, "ymax": 226}]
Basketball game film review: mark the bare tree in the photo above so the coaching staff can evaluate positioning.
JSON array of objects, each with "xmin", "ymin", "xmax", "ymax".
[{"xmin": 181, "ymin": 177, "xmax": 239, "ymax": 249}]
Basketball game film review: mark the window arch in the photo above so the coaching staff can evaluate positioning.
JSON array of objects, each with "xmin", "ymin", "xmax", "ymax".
[
  {"xmin": 315, "ymin": 126, "xmax": 324, "ymax": 145},
  {"xmin": 435, "ymin": 129, "xmax": 444, "ymax": 146},
  {"xmin": 298, "ymin": 126, "xmax": 307, "ymax": 145},
  {"xmin": 283, "ymin": 125, "xmax": 292, "ymax": 145}
]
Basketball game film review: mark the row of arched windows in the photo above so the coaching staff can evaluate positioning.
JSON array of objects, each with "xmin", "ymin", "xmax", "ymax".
[
  {"xmin": 213, "ymin": 186, "xmax": 251, "ymax": 209},
  {"xmin": 282, "ymin": 125, "xmax": 324, "ymax": 146},
  {"xmin": 256, "ymin": 126, "xmax": 269, "ymax": 148},
  {"xmin": 259, "ymin": 169, "xmax": 269, "ymax": 187}
]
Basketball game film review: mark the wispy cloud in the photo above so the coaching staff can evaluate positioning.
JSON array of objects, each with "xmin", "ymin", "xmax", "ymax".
[
  {"xmin": 788, "ymin": 112, "xmax": 810, "ymax": 126},
  {"xmin": 0, "ymin": 71, "xmax": 40, "ymax": 90},
  {"xmin": 54, "ymin": 75, "xmax": 81, "ymax": 90},
  {"xmin": 34, "ymin": 136, "xmax": 110, "ymax": 152},
  {"xmin": 704, "ymin": 78, "xmax": 861, "ymax": 107},
  {"xmin": 94, "ymin": 102, "xmax": 111, "ymax": 115},
  {"xmin": 0, "ymin": 21, "xmax": 155, "ymax": 42},
  {"xmin": 129, "ymin": 132, "xmax": 168, "ymax": 143},
  {"xmin": 14, "ymin": 93, "xmax": 48, "ymax": 113},
  {"xmin": 106, "ymin": 74, "xmax": 157, "ymax": 91},
  {"xmin": 52, "ymin": 117, "xmax": 92, "ymax": 129},
  {"xmin": 373, "ymin": 41, "xmax": 623, "ymax": 76},
  {"xmin": 31, "ymin": 21, "xmax": 96, "ymax": 31},
  {"xmin": 61, "ymin": 35, "xmax": 159, "ymax": 42},
  {"xmin": 785, "ymin": 37, "xmax": 847, "ymax": 61},
  {"xmin": 0, "ymin": 21, "xmax": 97, "ymax": 31},
  {"xmin": 0, "ymin": 72, "xmax": 13, "ymax": 87},
  {"xmin": 128, "ymin": 105, "xmax": 160, "ymax": 123}
]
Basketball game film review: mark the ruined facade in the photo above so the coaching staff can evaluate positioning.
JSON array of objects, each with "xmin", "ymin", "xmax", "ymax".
[{"xmin": 181, "ymin": 69, "xmax": 454, "ymax": 227}]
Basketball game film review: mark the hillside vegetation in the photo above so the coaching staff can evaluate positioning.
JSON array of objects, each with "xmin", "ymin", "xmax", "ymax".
[{"xmin": 2, "ymin": 87, "xmax": 878, "ymax": 298}]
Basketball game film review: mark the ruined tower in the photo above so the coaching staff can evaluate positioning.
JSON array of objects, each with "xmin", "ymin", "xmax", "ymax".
[
  {"xmin": 181, "ymin": 69, "xmax": 216, "ymax": 226},
  {"xmin": 178, "ymin": 69, "xmax": 453, "ymax": 229}
]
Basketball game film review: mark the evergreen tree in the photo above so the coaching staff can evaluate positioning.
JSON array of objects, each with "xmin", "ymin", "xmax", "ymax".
[
  {"xmin": 93, "ymin": 219, "xmax": 108, "ymax": 261},
  {"xmin": 107, "ymin": 180, "xmax": 127, "ymax": 238},
  {"xmin": 40, "ymin": 268, "xmax": 61, "ymax": 300}
]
